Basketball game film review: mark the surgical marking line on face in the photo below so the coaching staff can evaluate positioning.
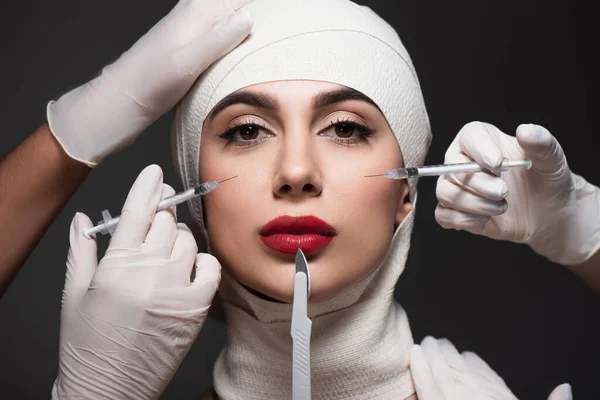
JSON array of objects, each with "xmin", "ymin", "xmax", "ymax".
[{"xmin": 207, "ymin": 87, "xmax": 379, "ymax": 122}]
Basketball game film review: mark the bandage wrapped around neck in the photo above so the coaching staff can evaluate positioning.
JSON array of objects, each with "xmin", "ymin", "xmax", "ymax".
[{"xmin": 171, "ymin": 0, "xmax": 432, "ymax": 398}]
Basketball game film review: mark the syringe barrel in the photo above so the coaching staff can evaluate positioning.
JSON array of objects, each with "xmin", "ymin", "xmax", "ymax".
[
  {"xmin": 416, "ymin": 159, "xmax": 532, "ymax": 177},
  {"xmin": 501, "ymin": 159, "xmax": 532, "ymax": 169},
  {"xmin": 416, "ymin": 163, "xmax": 484, "ymax": 177},
  {"xmin": 156, "ymin": 188, "xmax": 197, "ymax": 211}
]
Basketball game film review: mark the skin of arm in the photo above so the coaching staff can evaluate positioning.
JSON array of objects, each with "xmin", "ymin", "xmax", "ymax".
[
  {"xmin": 0, "ymin": 122, "xmax": 90, "ymax": 296},
  {"xmin": 567, "ymin": 249, "xmax": 600, "ymax": 294}
]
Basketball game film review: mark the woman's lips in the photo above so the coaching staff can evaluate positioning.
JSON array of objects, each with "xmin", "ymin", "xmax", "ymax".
[
  {"xmin": 260, "ymin": 234, "xmax": 334, "ymax": 255},
  {"xmin": 260, "ymin": 215, "xmax": 336, "ymax": 255}
]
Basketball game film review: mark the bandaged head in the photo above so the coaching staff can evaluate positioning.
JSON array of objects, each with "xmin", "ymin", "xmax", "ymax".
[
  {"xmin": 172, "ymin": 0, "xmax": 431, "ymax": 249},
  {"xmin": 171, "ymin": 0, "xmax": 432, "ymax": 398}
]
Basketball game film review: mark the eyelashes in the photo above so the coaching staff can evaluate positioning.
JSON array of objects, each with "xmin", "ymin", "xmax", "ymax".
[
  {"xmin": 218, "ymin": 119, "xmax": 271, "ymax": 148},
  {"xmin": 326, "ymin": 117, "xmax": 375, "ymax": 145},
  {"xmin": 218, "ymin": 116, "xmax": 376, "ymax": 148}
]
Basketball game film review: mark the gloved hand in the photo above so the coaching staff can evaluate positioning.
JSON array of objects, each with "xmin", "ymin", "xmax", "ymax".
[
  {"xmin": 47, "ymin": 0, "xmax": 255, "ymax": 168},
  {"xmin": 410, "ymin": 336, "xmax": 572, "ymax": 400},
  {"xmin": 435, "ymin": 121, "xmax": 600, "ymax": 266},
  {"xmin": 52, "ymin": 165, "xmax": 221, "ymax": 399}
]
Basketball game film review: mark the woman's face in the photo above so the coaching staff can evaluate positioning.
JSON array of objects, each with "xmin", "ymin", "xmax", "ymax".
[{"xmin": 199, "ymin": 80, "xmax": 412, "ymax": 303}]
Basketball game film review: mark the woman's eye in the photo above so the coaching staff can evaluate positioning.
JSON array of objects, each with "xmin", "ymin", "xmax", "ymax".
[
  {"xmin": 321, "ymin": 119, "xmax": 375, "ymax": 143},
  {"xmin": 219, "ymin": 123, "xmax": 271, "ymax": 147},
  {"xmin": 239, "ymin": 125, "xmax": 260, "ymax": 140},
  {"xmin": 333, "ymin": 122, "xmax": 355, "ymax": 138}
]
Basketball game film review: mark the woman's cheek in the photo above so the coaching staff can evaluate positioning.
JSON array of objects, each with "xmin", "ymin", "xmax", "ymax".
[
  {"xmin": 335, "ymin": 170, "xmax": 399, "ymax": 213},
  {"xmin": 207, "ymin": 173, "xmax": 269, "ymax": 241}
]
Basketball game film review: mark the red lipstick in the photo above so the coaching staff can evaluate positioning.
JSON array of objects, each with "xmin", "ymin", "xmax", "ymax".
[{"xmin": 260, "ymin": 215, "xmax": 336, "ymax": 255}]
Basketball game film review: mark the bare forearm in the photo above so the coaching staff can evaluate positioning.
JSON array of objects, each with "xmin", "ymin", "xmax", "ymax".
[
  {"xmin": 567, "ymin": 249, "xmax": 600, "ymax": 294},
  {"xmin": 0, "ymin": 123, "xmax": 90, "ymax": 296}
]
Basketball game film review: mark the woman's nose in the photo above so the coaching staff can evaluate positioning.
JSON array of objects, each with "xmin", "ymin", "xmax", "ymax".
[{"xmin": 272, "ymin": 135, "xmax": 323, "ymax": 198}]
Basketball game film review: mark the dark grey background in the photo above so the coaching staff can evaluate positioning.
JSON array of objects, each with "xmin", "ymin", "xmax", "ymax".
[{"xmin": 1, "ymin": 0, "xmax": 598, "ymax": 398}]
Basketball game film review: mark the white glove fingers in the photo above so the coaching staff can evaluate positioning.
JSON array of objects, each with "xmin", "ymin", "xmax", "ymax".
[
  {"xmin": 108, "ymin": 165, "xmax": 163, "ymax": 252},
  {"xmin": 228, "ymin": 0, "xmax": 256, "ymax": 11},
  {"xmin": 175, "ymin": 10, "xmax": 253, "ymax": 78},
  {"xmin": 457, "ymin": 121, "xmax": 504, "ymax": 170},
  {"xmin": 148, "ymin": 288, "xmax": 211, "ymax": 326},
  {"xmin": 189, "ymin": 253, "xmax": 222, "ymax": 308},
  {"xmin": 441, "ymin": 147, "xmax": 507, "ymax": 201},
  {"xmin": 547, "ymin": 383, "xmax": 573, "ymax": 400},
  {"xmin": 142, "ymin": 184, "xmax": 179, "ymax": 258},
  {"xmin": 170, "ymin": 223, "xmax": 199, "ymax": 274},
  {"xmin": 442, "ymin": 149, "xmax": 483, "ymax": 191},
  {"xmin": 435, "ymin": 204, "xmax": 490, "ymax": 233},
  {"xmin": 516, "ymin": 123, "xmax": 567, "ymax": 174},
  {"xmin": 462, "ymin": 350, "xmax": 493, "ymax": 374},
  {"xmin": 437, "ymin": 177, "xmax": 508, "ymax": 216},
  {"xmin": 63, "ymin": 213, "xmax": 98, "ymax": 308},
  {"xmin": 409, "ymin": 344, "xmax": 446, "ymax": 400},
  {"xmin": 421, "ymin": 336, "xmax": 458, "ymax": 392},
  {"xmin": 462, "ymin": 351, "xmax": 507, "ymax": 386},
  {"xmin": 167, "ymin": 0, "xmax": 254, "ymax": 40},
  {"xmin": 149, "ymin": 281, "xmax": 216, "ymax": 331},
  {"xmin": 445, "ymin": 172, "xmax": 508, "ymax": 202},
  {"xmin": 209, "ymin": 0, "xmax": 256, "ymax": 21},
  {"xmin": 420, "ymin": 336, "xmax": 445, "ymax": 363},
  {"xmin": 437, "ymin": 338, "xmax": 468, "ymax": 371}
]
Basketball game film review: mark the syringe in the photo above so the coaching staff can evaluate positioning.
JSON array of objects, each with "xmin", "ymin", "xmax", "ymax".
[
  {"xmin": 83, "ymin": 175, "xmax": 238, "ymax": 239},
  {"xmin": 365, "ymin": 159, "xmax": 532, "ymax": 180}
]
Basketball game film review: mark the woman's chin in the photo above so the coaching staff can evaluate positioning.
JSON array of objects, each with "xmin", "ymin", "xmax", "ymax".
[
  {"xmin": 221, "ymin": 245, "xmax": 385, "ymax": 305},
  {"xmin": 241, "ymin": 267, "xmax": 352, "ymax": 304}
]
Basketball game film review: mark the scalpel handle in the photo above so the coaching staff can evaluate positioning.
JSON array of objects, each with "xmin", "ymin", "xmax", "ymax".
[{"xmin": 292, "ymin": 272, "xmax": 312, "ymax": 400}]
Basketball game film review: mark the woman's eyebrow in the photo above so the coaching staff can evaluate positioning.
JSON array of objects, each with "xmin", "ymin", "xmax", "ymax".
[
  {"xmin": 312, "ymin": 88, "xmax": 378, "ymax": 109},
  {"xmin": 207, "ymin": 92, "xmax": 279, "ymax": 120},
  {"xmin": 207, "ymin": 87, "xmax": 379, "ymax": 121}
]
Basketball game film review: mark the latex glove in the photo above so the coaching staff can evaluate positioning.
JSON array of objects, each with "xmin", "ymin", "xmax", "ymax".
[
  {"xmin": 47, "ymin": 0, "xmax": 254, "ymax": 167},
  {"xmin": 52, "ymin": 165, "xmax": 221, "ymax": 399},
  {"xmin": 410, "ymin": 336, "xmax": 572, "ymax": 400},
  {"xmin": 435, "ymin": 121, "xmax": 600, "ymax": 266}
]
